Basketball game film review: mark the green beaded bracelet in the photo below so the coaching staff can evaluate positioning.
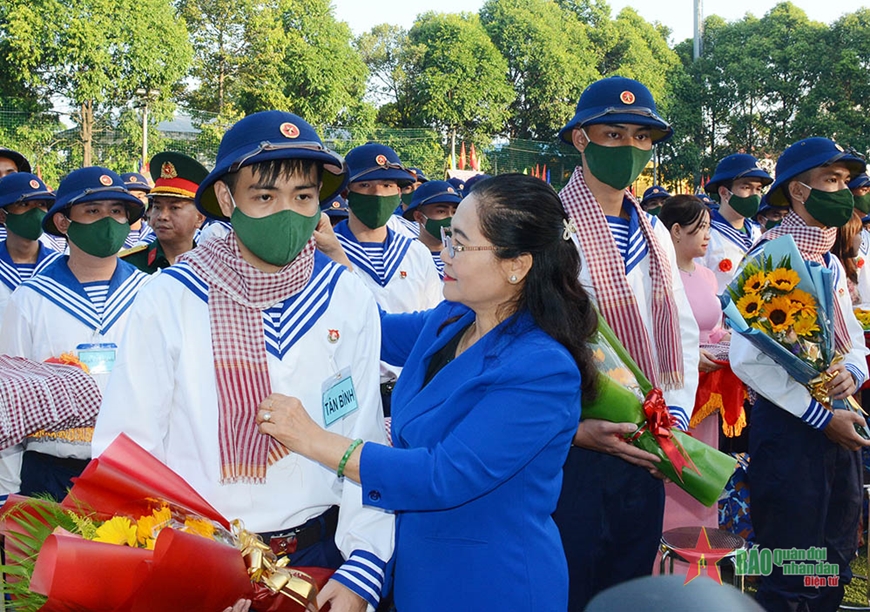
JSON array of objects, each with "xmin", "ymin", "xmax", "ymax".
[{"xmin": 337, "ymin": 438, "xmax": 364, "ymax": 479}]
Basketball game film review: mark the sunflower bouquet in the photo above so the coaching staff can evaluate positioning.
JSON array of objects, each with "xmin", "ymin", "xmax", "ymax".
[
  {"xmin": 723, "ymin": 234, "xmax": 869, "ymax": 436},
  {"xmin": 0, "ymin": 434, "xmax": 330, "ymax": 612}
]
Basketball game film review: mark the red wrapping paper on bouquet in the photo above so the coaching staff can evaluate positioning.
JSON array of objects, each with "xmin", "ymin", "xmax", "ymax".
[{"xmin": 1, "ymin": 434, "xmax": 333, "ymax": 611}]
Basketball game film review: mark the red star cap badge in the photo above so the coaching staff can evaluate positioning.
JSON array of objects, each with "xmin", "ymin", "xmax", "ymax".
[
  {"xmin": 99, "ymin": 174, "xmax": 113, "ymax": 186},
  {"xmin": 620, "ymin": 90, "xmax": 636, "ymax": 105},
  {"xmin": 280, "ymin": 122, "xmax": 300, "ymax": 139},
  {"xmin": 375, "ymin": 154, "xmax": 388, "ymax": 166},
  {"xmin": 29, "ymin": 179, "xmax": 40, "ymax": 189}
]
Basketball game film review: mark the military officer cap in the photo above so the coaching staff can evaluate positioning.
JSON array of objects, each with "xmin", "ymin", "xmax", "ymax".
[
  {"xmin": 196, "ymin": 111, "xmax": 348, "ymax": 220},
  {"xmin": 559, "ymin": 76, "xmax": 673, "ymax": 145},
  {"xmin": 767, "ymin": 138, "xmax": 865, "ymax": 207},
  {"xmin": 149, "ymin": 152, "xmax": 208, "ymax": 201},
  {"xmin": 120, "ymin": 172, "xmax": 152, "ymax": 193},
  {"xmin": 403, "ymin": 180, "xmax": 462, "ymax": 220},
  {"xmin": 704, "ymin": 154, "xmax": 773, "ymax": 195},
  {"xmin": 44, "ymin": 167, "xmax": 145, "ymax": 236},
  {"xmin": 0, "ymin": 148, "xmax": 32, "ymax": 173},
  {"xmin": 0, "ymin": 173, "xmax": 54, "ymax": 208},
  {"xmin": 848, "ymin": 173, "xmax": 870, "ymax": 190},
  {"xmin": 345, "ymin": 143, "xmax": 415, "ymax": 187}
]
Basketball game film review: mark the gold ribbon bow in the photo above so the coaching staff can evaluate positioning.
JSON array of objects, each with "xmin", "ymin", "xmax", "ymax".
[{"xmin": 232, "ymin": 520, "xmax": 320, "ymax": 611}]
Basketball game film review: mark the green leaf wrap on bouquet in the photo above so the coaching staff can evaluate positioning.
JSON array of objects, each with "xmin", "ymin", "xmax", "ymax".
[{"xmin": 583, "ymin": 317, "xmax": 737, "ymax": 507}]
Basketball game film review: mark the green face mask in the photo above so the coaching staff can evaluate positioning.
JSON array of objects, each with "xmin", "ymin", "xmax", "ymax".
[
  {"xmin": 5, "ymin": 207, "xmax": 45, "ymax": 240},
  {"xmin": 66, "ymin": 216, "xmax": 130, "ymax": 258},
  {"xmin": 582, "ymin": 133, "xmax": 653, "ymax": 191},
  {"xmin": 799, "ymin": 183, "xmax": 855, "ymax": 228},
  {"xmin": 231, "ymin": 206, "xmax": 319, "ymax": 267},
  {"xmin": 347, "ymin": 192, "xmax": 400, "ymax": 229},
  {"xmin": 646, "ymin": 206, "xmax": 661, "ymax": 217},
  {"xmin": 401, "ymin": 192, "xmax": 414, "ymax": 206},
  {"xmin": 853, "ymin": 192, "xmax": 870, "ymax": 215},
  {"xmin": 726, "ymin": 192, "xmax": 761, "ymax": 218},
  {"xmin": 763, "ymin": 218, "xmax": 782, "ymax": 231},
  {"xmin": 421, "ymin": 214, "xmax": 452, "ymax": 240}
]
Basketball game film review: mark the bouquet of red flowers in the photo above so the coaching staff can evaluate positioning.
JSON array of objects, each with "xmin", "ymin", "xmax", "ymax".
[{"xmin": 1, "ymin": 434, "xmax": 332, "ymax": 611}]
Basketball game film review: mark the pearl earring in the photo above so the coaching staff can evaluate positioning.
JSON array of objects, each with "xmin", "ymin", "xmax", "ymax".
[{"xmin": 509, "ymin": 275, "xmax": 518, "ymax": 283}]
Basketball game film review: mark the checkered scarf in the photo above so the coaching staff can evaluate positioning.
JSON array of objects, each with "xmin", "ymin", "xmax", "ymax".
[
  {"xmin": 762, "ymin": 211, "xmax": 852, "ymax": 352},
  {"xmin": 178, "ymin": 232, "xmax": 315, "ymax": 483},
  {"xmin": 0, "ymin": 355, "xmax": 102, "ymax": 449},
  {"xmin": 560, "ymin": 167, "xmax": 684, "ymax": 389}
]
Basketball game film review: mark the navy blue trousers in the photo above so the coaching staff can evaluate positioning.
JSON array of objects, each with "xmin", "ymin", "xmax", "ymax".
[
  {"xmin": 19, "ymin": 450, "xmax": 89, "ymax": 501},
  {"xmin": 749, "ymin": 397, "xmax": 861, "ymax": 612},
  {"xmin": 553, "ymin": 446, "xmax": 665, "ymax": 611}
]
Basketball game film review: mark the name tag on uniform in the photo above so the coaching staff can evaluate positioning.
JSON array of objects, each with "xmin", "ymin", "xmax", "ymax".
[
  {"xmin": 76, "ymin": 343, "xmax": 118, "ymax": 374},
  {"xmin": 322, "ymin": 368, "xmax": 358, "ymax": 427}
]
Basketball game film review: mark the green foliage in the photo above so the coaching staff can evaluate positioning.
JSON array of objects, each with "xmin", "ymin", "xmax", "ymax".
[
  {"xmin": 480, "ymin": 0, "xmax": 598, "ymax": 140},
  {"xmin": 405, "ymin": 12, "xmax": 515, "ymax": 139},
  {"xmin": 236, "ymin": 0, "xmax": 372, "ymax": 128},
  {"xmin": 0, "ymin": 497, "xmax": 78, "ymax": 611},
  {"xmin": 1, "ymin": 0, "xmax": 191, "ymax": 166}
]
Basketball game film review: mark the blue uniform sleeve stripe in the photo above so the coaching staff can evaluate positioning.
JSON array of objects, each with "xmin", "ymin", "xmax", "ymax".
[
  {"xmin": 349, "ymin": 548, "xmax": 387, "ymax": 571},
  {"xmin": 669, "ymin": 406, "xmax": 689, "ymax": 432},
  {"xmin": 846, "ymin": 363, "xmax": 865, "ymax": 388},
  {"xmin": 330, "ymin": 569, "xmax": 381, "ymax": 608},
  {"xmin": 801, "ymin": 399, "xmax": 832, "ymax": 429}
]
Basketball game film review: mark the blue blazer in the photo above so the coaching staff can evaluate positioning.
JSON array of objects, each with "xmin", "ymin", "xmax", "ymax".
[{"xmin": 360, "ymin": 301, "xmax": 581, "ymax": 611}]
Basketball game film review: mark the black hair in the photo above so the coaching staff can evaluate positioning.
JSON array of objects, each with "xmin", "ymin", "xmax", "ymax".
[
  {"xmin": 658, "ymin": 195, "xmax": 709, "ymax": 234},
  {"xmin": 470, "ymin": 173, "xmax": 599, "ymax": 401},
  {"xmin": 221, "ymin": 158, "xmax": 323, "ymax": 195}
]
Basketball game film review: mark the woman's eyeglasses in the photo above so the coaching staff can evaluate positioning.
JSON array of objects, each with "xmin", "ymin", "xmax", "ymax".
[{"xmin": 441, "ymin": 227, "xmax": 500, "ymax": 258}]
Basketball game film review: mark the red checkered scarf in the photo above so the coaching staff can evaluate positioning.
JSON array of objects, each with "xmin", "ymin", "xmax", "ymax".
[
  {"xmin": 0, "ymin": 355, "xmax": 102, "ymax": 449},
  {"xmin": 560, "ymin": 167, "xmax": 684, "ymax": 389},
  {"xmin": 762, "ymin": 211, "xmax": 852, "ymax": 352},
  {"xmin": 178, "ymin": 232, "xmax": 315, "ymax": 483}
]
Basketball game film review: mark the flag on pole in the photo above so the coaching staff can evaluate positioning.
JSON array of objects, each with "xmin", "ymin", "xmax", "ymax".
[
  {"xmin": 469, "ymin": 143, "xmax": 479, "ymax": 171},
  {"xmin": 459, "ymin": 142, "xmax": 467, "ymax": 170}
]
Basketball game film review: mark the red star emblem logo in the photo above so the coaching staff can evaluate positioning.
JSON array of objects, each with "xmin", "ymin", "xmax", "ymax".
[
  {"xmin": 679, "ymin": 527, "xmax": 731, "ymax": 585},
  {"xmin": 29, "ymin": 179, "xmax": 40, "ymax": 189},
  {"xmin": 375, "ymin": 154, "xmax": 388, "ymax": 166},
  {"xmin": 620, "ymin": 90, "xmax": 636, "ymax": 105},
  {"xmin": 279, "ymin": 122, "xmax": 300, "ymax": 139},
  {"xmin": 99, "ymin": 174, "xmax": 113, "ymax": 186}
]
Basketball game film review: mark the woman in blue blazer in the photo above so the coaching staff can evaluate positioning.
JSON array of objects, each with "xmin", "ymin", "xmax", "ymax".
[{"xmin": 257, "ymin": 174, "xmax": 599, "ymax": 611}]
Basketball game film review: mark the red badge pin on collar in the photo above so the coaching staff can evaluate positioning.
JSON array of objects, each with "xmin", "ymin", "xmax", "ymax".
[
  {"xmin": 328, "ymin": 329, "xmax": 340, "ymax": 343},
  {"xmin": 400, "ymin": 271, "xmax": 407, "ymax": 279}
]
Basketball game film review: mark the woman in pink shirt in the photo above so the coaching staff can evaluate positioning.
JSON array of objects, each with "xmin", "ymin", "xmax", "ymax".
[{"xmin": 657, "ymin": 195, "xmax": 727, "ymax": 533}]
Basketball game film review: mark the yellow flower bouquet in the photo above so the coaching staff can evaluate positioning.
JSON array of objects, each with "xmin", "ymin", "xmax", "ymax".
[
  {"xmin": 0, "ymin": 434, "xmax": 329, "ymax": 612},
  {"xmin": 723, "ymin": 235, "xmax": 869, "ymax": 437}
]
